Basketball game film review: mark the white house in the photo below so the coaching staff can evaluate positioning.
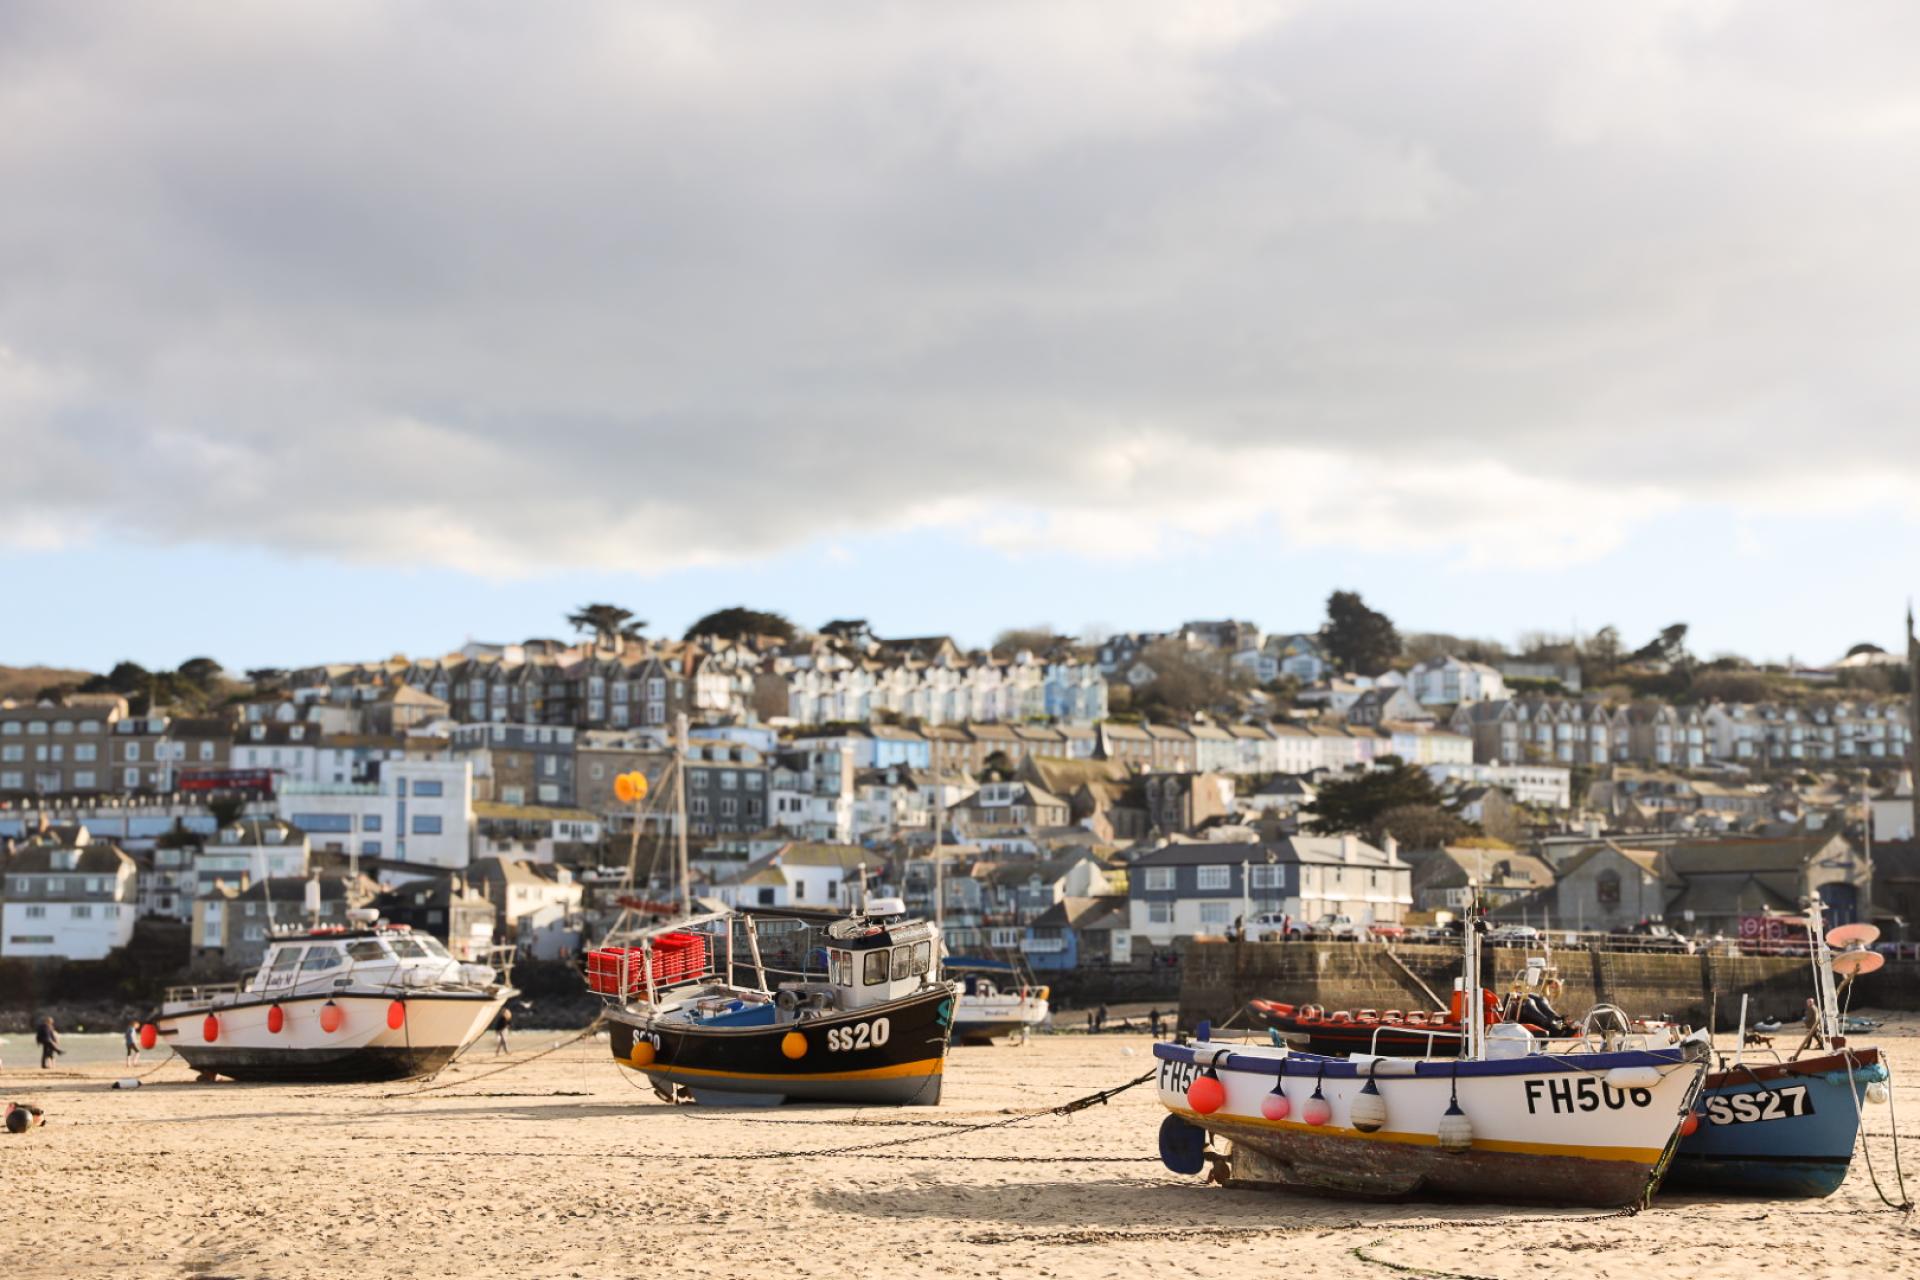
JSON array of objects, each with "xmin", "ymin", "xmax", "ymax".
[
  {"xmin": 276, "ymin": 759, "xmax": 475, "ymax": 871},
  {"xmin": 192, "ymin": 819, "xmax": 313, "ymax": 899},
  {"xmin": 1, "ymin": 827, "xmax": 138, "ymax": 960},
  {"xmin": 1426, "ymin": 762, "xmax": 1573, "ymax": 810},
  {"xmin": 713, "ymin": 842, "xmax": 876, "ymax": 910},
  {"xmin": 1407, "ymin": 656, "xmax": 1508, "ymax": 707}
]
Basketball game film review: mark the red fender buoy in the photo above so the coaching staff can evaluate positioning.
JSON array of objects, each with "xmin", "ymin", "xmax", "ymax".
[
  {"xmin": 387, "ymin": 1000, "xmax": 406, "ymax": 1030},
  {"xmin": 319, "ymin": 1002, "xmax": 344, "ymax": 1034},
  {"xmin": 202, "ymin": 1014, "xmax": 220, "ymax": 1043},
  {"xmin": 1680, "ymin": 1110, "xmax": 1701, "ymax": 1137},
  {"xmin": 266, "ymin": 1004, "xmax": 285, "ymax": 1035},
  {"xmin": 1188, "ymin": 1072, "xmax": 1226, "ymax": 1115},
  {"xmin": 139, "ymin": 1023, "xmax": 158, "ymax": 1050}
]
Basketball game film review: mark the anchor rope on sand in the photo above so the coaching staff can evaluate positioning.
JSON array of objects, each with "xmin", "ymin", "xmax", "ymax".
[
  {"xmin": 381, "ymin": 1017, "xmax": 606, "ymax": 1098},
  {"xmin": 682, "ymin": 1068, "xmax": 1161, "ymax": 1162}
]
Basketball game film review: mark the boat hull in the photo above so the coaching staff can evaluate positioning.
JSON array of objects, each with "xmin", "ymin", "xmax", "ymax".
[
  {"xmin": 607, "ymin": 983, "xmax": 955, "ymax": 1106},
  {"xmin": 152, "ymin": 989, "xmax": 509, "ymax": 1083},
  {"xmin": 1155, "ymin": 1041, "xmax": 1705, "ymax": 1207},
  {"xmin": 1665, "ymin": 1048, "xmax": 1887, "ymax": 1197},
  {"xmin": 953, "ymin": 996, "xmax": 1049, "ymax": 1045}
]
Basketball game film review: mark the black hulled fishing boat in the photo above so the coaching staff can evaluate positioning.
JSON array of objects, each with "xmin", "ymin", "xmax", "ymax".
[{"xmin": 592, "ymin": 903, "xmax": 955, "ymax": 1105}]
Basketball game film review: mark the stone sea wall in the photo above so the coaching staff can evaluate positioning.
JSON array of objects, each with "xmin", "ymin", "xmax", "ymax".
[{"xmin": 1178, "ymin": 940, "xmax": 1920, "ymax": 1032}]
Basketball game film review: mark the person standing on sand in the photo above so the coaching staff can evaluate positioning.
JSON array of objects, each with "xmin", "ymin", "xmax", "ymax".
[
  {"xmin": 492, "ymin": 1005, "xmax": 513, "ymax": 1055},
  {"xmin": 35, "ymin": 1016, "xmax": 61, "ymax": 1069},
  {"xmin": 125, "ymin": 1021, "xmax": 141, "ymax": 1067}
]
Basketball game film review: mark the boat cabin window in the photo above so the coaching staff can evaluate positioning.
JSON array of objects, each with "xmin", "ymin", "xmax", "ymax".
[
  {"xmin": 269, "ymin": 947, "xmax": 305, "ymax": 973},
  {"xmin": 863, "ymin": 949, "xmax": 889, "ymax": 986},
  {"xmin": 300, "ymin": 946, "xmax": 345, "ymax": 973},
  {"xmin": 832, "ymin": 950, "xmax": 852, "ymax": 987},
  {"xmin": 910, "ymin": 941, "xmax": 931, "ymax": 976},
  {"xmin": 388, "ymin": 938, "xmax": 431, "ymax": 959},
  {"xmin": 346, "ymin": 940, "xmax": 390, "ymax": 962},
  {"xmin": 417, "ymin": 937, "xmax": 451, "ymax": 960},
  {"xmin": 891, "ymin": 946, "xmax": 911, "ymax": 982}
]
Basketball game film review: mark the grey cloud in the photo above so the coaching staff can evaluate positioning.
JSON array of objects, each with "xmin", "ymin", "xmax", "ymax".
[{"xmin": 4, "ymin": 1, "xmax": 1920, "ymax": 571}]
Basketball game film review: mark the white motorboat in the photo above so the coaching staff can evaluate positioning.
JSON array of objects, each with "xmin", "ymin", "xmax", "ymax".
[{"xmin": 147, "ymin": 911, "xmax": 513, "ymax": 1082}]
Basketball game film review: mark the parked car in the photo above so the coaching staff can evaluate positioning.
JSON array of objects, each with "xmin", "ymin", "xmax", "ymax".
[
  {"xmin": 1609, "ymin": 923, "xmax": 1691, "ymax": 954},
  {"xmin": 1307, "ymin": 913, "xmax": 1367, "ymax": 941},
  {"xmin": 1366, "ymin": 922, "xmax": 1407, "ymax": 941},
  {"xmin": 1243, "ymin": 911, "xmax": 1298, "ymax": 941},
  {"xmin": 1485, "ymin": 925, "xmax": 1541, "ymax": 947}
]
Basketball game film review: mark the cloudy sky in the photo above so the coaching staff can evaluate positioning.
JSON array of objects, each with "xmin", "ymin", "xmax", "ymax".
[{"xmin": 5, "ymin": 1, "xmax": 1919, "ymax": 671}]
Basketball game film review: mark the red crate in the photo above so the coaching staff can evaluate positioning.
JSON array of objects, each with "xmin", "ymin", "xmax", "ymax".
[{"xmin": 586, "ymin": 935, "xmax": 710, "ymax": 996}]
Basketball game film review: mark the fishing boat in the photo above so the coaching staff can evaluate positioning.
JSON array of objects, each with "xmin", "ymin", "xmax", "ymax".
[
  {"xmin": 1156, "ymin": 902, "xmax": 1709, "ymax": 1206},
  {"xmin": 588, "ymin": 714, "xmax": 956, "ymax": 1105},
  {"xmin": 592, "ymin": 904, "xmax": 955, "ymax": 1105},
  {"xmin": 950, "ymin": 957, "xmax": 1051, "ymax": 1044},
  {"xmin": 145, "ymin": 911, "xmax": 514, "ymax": 1082},
  {"xmin": 1665, "ymin": 904, "xmax": 1893, "ymax": 1197}
]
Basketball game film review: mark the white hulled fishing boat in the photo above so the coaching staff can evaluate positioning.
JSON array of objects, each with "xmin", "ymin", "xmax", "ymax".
[
  {"xmin": 146, "ymin": 910, "xmax": 513, "ymax": 1082},
  {"xmin": 1155, "ymin": 897, "xmax": 1710, "ymax": 1206}
]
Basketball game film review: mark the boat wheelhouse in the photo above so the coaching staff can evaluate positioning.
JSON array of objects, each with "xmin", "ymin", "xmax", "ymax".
[{"xmin": 148, "ymin": 911, "xmax": 514, "ymax": 1082}]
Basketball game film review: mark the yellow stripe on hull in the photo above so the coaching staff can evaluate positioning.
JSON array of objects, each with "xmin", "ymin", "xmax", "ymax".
[
  {"xmin": 1167, "ymin": 1105, "xmax": 1665, "ymax": 1164},
  {"xmin": 620, "ymin": 1056, "xmax": 946, "ymax": 1084}
]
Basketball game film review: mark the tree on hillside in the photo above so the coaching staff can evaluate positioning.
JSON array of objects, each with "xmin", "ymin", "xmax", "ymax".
[
  {"xmin": 176, "ymin": 657, "xmax": 224, "ymax": 688},
  {"xmin": 992, "ymin": 626, "xmax": 1068, "ymax": 658},
  {"xmin": 1320, "ymin": 590, "xmax": 1400, "ymax": 676},
  {"xmin": 567, "ymin": 603, "xmax": 645, "ymax": 650},
  {"xmin": 1847, "ymin": 642, "xmax": 1887, "ymax": 658},
  {"xmin": 245, "ymin": 668, "xmax": 287, "ymax": 690},
  {"xmin": 1630, "ymin": 623, "xmax": 1690, "ymax": 667},
  {"xmin": 205, "ymin": 794, "xmax": 249, "ymax": 828},
  {"xmin": 1583, "ymin": 625, "xmax": 1624, "ymax": 677},
  {"xmin": 1403, "ymin": 632, "xmax": 1506, "ymax": 665},
  {"xmin": 1132, "ymin": 639, "xmax": 1249, "ymax": 719},
  {"xmin": 686, "ymin": 607, "xmax": 797, "ymax": 644},
  {"xmin": 1304, "ymin": 758, "xmax": 1449, "ymax": 836},
  {"xmin": 1371, "ymin": 802, "xmax": 1473, "ymax": 849}
]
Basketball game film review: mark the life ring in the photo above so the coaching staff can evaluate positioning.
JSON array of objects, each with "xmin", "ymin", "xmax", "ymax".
[{"xmin": 1330, "ymin": 1011, "xmax": 1355, "ymax": 1024}]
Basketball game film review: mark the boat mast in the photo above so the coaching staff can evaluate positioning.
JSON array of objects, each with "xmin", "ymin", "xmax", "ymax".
[
  {"xmin": 1805, "ymin": 896, "xmax": 1840, "ymax": 1044},
  {"xmin": 933, "ymin": 776, "xmax": 945, "ymax": 954},
  {"xmin": 1463, "ymin": 883, "xmax": 1484, "ymax": 1060},
  {"xmin": 674, "ymin": 712, "xmax": 691, "ymax": 916}
]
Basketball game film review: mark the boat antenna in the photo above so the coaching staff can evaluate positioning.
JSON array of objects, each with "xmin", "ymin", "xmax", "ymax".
[{"xmin": 1463, "ymin": 881, "xmax": 1484, "ymax": 1061}]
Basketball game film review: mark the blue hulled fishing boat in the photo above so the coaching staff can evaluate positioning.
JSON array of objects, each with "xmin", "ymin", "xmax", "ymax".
[{"xmin": 1667, "ymin": 905, "xmax": 1894, "ymax": 1197}]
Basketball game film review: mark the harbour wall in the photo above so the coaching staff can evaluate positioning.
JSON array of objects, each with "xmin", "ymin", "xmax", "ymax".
[{"xmin": 1177, "ymin": 940, "xmax": 1920, "ymax": 1032}]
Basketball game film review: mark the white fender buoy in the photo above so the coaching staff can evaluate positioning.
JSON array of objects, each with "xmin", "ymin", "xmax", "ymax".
[
  {"xmin": 1866, "ymin": 1080, "xmax": 1891, "ymax": 1106},
  {"xmin": 1437, "ymin": 1098, "xmax": 1473, "ymax": 1153},
  {"xmin": 1349, "ymin": 1079, "xmax": 1387, "ymax": 1133}
]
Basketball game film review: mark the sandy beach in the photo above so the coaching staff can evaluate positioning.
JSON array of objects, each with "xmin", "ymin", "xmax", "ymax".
[{"xmin": 4, "ymin": 1019, "xmax": 1919, "ymax": 1280}]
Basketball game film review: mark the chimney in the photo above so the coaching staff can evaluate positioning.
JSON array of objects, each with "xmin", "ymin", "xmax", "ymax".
[
  {"xmin": 1383, "ymin": 833, "xmax": 1399, "ymax": 862},
  {"xmin": 1340, "ymin": 833, "xmax": 1358, "ymax": 863}
]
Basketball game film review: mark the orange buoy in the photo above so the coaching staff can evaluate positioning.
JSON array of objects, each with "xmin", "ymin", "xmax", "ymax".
[
  {"xmin": 202, "ymin": 1014, "xmax": 219, "ymax": 1043},
  {"xmin": 387, "ymin": 1000, "xmax": 406, "ymax": 1030},
  {"xmin": 1187, "ymin": 1071, "xmax": 1226, "ymax": 1115},
  {"xmin": 1260, "ymin": 1086, "xmax": 1291, "ymax": 1121},
  {"xmin": 266, "ymin": 1005, "xmax": 285, "ymax": 1035},
  {"xmin": 1680, "ymin": 1110, "xmax": 1701, "ymax": 1137},
  {"xmin": 628, "ymin": 1039, "xmax": 655, "ymax": 1067},
  {"xmin": 139, "ymin": 1023, "xmax": 158, "ymax": 1050},
  {"xmin": 319, "ymin": 1002, "xmax": 344, "ymax": 1034},
  {"xmin": 780, "ymin": 1031, "xmax": 808, "ymax": 1060}
]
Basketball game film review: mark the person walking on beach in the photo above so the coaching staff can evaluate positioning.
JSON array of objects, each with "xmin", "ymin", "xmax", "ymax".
[
  {"xmin": 35, "ymin": 1016, "xmax": 62, "ymax": 1069},
  {"xmin": 124, "ymin": 1021, "xmax": 142, "ymax": 1067},
  {"xmin": 1095, "ymin": 1003, "xmax": 1109, "ymax": 1033},
  {"xmin": 1149, "ymin": 1008, "xmax": 1165, "ymax": 1038},
  {"xmin": 492, "ymin": 1004, "xmax": 513, "ymax": 1055}
]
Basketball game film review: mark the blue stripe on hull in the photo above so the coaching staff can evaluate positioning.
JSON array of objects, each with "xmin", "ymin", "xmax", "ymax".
[{"xmin": 1665, "ymin": 1154, "xmax": 1852, "ymax": 1198}]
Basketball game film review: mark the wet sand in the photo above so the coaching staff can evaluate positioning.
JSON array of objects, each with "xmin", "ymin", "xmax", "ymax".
[{"xmin": 3, "ymin": 1017, "xmax": 1918, "ymax": 1279}]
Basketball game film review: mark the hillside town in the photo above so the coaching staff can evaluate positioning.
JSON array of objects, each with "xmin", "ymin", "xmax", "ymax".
[{"xmin": 6, "ymin": 595, "xmax": 1920, "ymax": 1007}]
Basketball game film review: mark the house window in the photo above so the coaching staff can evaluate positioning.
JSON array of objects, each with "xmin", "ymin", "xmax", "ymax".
[
  {"xmin": 411, "ymin": 815, "xmax": 443, "ymax": 835},
  {"xmin": 413, "ymin": 780, "xmax": 444, "ymax": 797},
  {"xmin": 362, "ymin": 841, "xmax": 382, "ymax": 856},
  {"xmin": 1148, "ymin": 901, "xmax": 1173, "ymax": 924},
  {"xmin": 1199, "ymin": 901, "xmax": 1232, "ymax": 925},
  {"xmin": 1143, "ymin": 867, "xmax": 1174, "ymax": 891},
  {"xmin": 71, "ymin": 904, "xmax": 93, "ymax": 919},
  {"xmin": 1250, "ymin": 865, "xmax": 1284, "ymax": 889},
  {"xmin": 1196, "ymin": 866, "xmax": 1231, "ymax": 891}
]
